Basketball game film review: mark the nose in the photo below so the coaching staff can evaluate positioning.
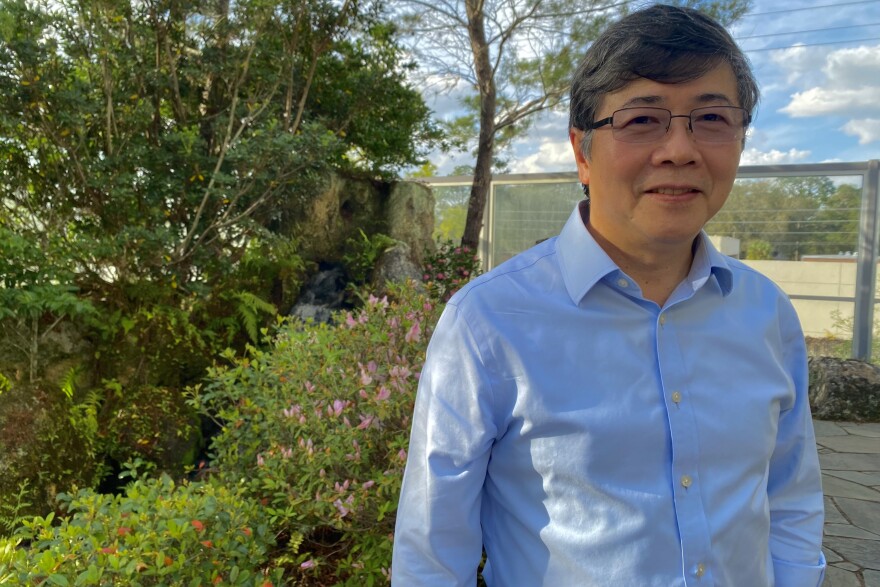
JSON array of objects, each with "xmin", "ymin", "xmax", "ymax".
[{"xmin": 652, "ymin": 115, "xmax": 700, "ymax": 166}]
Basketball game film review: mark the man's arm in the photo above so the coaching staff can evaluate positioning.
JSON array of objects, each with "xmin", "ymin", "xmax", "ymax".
[
  {"xmin": 392, "ymin": 304, "xmax": 497, "ymax": 586},
  {"xmin": 767, "ymin": 301, "xmax": 826, "ymax": 587}
]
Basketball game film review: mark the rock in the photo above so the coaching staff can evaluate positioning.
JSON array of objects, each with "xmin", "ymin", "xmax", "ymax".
[
  {"xmin": 289, "ymin": 264, "xmax": 349, "ymax": 324},
  {"xmin": 286, "ymin": 173, "xmax": 435, "ymax": 266},
  {"xmin": 385, "ymin": 181, "xmax": 435, "ymax": 267},
  {"xmin": 372, "ymin": 242, "xmax": 426, "ymax": 293},
  {"xmin": 809, "ymin": 356, "xmax": 880, "ymax": 422}
]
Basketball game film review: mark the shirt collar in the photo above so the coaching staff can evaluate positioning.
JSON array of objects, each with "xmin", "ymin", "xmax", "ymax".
[{"xmin": 555, "ymin": 201, "xmax": 734, "ymax": 305}]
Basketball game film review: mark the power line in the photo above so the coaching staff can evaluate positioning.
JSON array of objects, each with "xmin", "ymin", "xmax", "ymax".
[
  {"xmin": 740, "ymin": 0, "xmax": 880, "ymax": 18},
  {"xmin": 735, "ymin": 22, "xmax": 880, "ymax": 41},
  {"xmin": 743, "ymin": 37, "xmax": 880, "ymax": 52}
]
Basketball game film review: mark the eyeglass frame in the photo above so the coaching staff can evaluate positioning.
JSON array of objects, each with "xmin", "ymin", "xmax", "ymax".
[{"xmin": 588, "ymin": 106, "xmax": 752, "ymax": 144}]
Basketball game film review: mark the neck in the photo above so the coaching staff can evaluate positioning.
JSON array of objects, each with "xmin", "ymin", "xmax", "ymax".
[{"xmin": 587, "ymin": 224, "xmax": 696, "ymax": 306}]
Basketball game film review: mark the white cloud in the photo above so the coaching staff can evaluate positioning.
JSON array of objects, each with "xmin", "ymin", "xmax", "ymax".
[
  {"xmin": 769, "ymin": 44, "xmax": 820, "ymax": 86},
  {"xmin": 512, "ymin": 140, "xmax": 574, "ymax": 174},
  {"xmin": 824, "ymin": 46, "xmax": 880, "ymax": 86},
  {"xmin": 783, "ymin": 87, "xmax": 879, "ymax": 117},
  {"xmin": 740, "ymin": 147, "xmax": 811, "ymax": 165},
  {"xmin": 842, "ymin": 118, "xmax": 880, "ymax": 145},
  {"xmin": 780, "ymin": 44, "xmax": 880, "ymax": 124}
]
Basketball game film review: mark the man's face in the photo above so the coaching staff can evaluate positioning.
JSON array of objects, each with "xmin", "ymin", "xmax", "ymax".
[{"xmin": 569, "ymin": 62, "xmax": 744, "ymax": 255}]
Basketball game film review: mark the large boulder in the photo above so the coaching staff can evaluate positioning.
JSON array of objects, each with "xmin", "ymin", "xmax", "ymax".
[
  {"xmin": 290, "ymin": 173, "xmax": 435, "ymax": 268},
  {"xmin": 372, "ymin": 242, "xmax": 426, "ymax": 293},
  {"xmin": 808, "ymin": 356, "xmax": 880, "ymax": 422}
]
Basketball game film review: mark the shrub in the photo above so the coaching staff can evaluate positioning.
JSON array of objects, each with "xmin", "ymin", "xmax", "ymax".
[
  {"xmin": 192, "ymin": 282, "xmax": 442, "ymax": 584},
  {"xmin": 0, "ymin": 474, "xmax": 283, "ymax": 586},
  {"xmin": 422, "ymin": 240, "xmax": 482, "ymax": 301}
]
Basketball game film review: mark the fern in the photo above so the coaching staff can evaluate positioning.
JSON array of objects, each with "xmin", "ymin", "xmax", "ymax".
[
  {"xmin": 0, "ymin": 479, "xmax": 32, "ymax": 535},
  {"xmin": 231, "ymin": 291, "xmax": 278, "ymax": 343}
]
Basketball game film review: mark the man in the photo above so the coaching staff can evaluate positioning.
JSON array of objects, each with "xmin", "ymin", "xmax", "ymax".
[{"xmin": 392, "ymin": 5, "xmax": 825, "ymax": 586}]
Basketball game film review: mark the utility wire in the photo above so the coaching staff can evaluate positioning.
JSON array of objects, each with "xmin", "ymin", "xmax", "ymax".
[
  {"xmin": 739, "ymin": 0, "xmax": 880, "ymax": 17},
  {"xmin": 743, "ymin": 37, "xmax": 880, "ymax": 52},
  {"xmin": 735, "ymin": 22, "xmax": 880, "ymax": 41}
]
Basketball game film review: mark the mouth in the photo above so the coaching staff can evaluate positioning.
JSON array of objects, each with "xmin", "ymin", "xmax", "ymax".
[{"xmin": 647, "ymin": 186, "xmax": 701, "ymax": 196}]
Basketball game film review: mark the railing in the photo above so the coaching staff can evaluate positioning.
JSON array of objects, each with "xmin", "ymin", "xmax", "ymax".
[{"xmin": 427, "ymin": 160, "xmax": 880, "ymax": 361}]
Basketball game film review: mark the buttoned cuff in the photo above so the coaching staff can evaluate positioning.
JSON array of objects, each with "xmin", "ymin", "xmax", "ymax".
[{"xmin": 772, "ymin": 551, "xmax": 826, "ymax": 587}]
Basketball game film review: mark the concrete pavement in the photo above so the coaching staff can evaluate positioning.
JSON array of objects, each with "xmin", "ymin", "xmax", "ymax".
[{"xmin": 813, "ymin": 420, "xmax": 880, "ymax": 587}]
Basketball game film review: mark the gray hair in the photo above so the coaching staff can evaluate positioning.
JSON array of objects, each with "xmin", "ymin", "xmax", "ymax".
[{"xmin": 569, "ymin": 4, "xmax": 759, "ymax": 159}]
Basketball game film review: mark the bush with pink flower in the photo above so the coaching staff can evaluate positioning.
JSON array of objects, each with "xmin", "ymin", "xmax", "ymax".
[
  {"xmin": 422, "ymin": 240, "xmax": 483, "ymax": 302},
  {"xmin": 193, "ymin": 282, "xmax": 442, "ymax": 584}
]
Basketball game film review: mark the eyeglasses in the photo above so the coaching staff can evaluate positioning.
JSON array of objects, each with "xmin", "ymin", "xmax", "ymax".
[{"xmin": 589, "ymin": 106, "xmax": 751, "ymax": 144}]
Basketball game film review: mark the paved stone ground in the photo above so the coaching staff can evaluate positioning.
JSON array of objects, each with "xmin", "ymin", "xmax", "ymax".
[{"xmin": 813, "ymin": 420, "xmax": 880, "ymax": 587}]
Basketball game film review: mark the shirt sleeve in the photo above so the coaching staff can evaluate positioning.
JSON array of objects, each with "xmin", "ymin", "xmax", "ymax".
[
  {"xmin": 767, "ymin": 300, "xmax": 826, "ymax": 587},
  {"xmin": 391, "ymin": 303, "xmax": 498, "ymax": 586}
]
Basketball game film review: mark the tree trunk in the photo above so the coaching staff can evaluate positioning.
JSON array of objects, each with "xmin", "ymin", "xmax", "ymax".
[{"xmin": 462, "ymin": 0, "xmax": 495, "ymax": 251}]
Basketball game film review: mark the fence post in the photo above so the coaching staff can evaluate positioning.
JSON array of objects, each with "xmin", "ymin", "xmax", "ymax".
[{"xmin": 853, "ymin": 159, "xmax": 880, "ymax": 361}]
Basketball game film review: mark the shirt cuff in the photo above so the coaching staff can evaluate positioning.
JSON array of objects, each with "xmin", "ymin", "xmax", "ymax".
[{"xmin": 772, "ymin": 551, "xmax": 826, "ymax": 587}]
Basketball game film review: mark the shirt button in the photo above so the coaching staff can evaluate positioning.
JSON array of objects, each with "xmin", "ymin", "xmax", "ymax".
[
  {"xmin": 695, "ymin": 563, "xmax": 706, "ymax": 578},
  {"xmin": 659, "ymin": 314, "xmax": 666, "ymax": 326},
  {"xmin": 616, "ymin": 278, "xmax": 629, "ymax": 288},
  {"xmin": 671, "ymin": 391, "xmax": 682, "ymax": 404},
  {"xmin": 681, "ymin": 475, "xmax": 692, "ymax": 488}
]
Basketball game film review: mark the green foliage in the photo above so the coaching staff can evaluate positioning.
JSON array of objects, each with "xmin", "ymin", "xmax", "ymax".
[
  {"xmin": 822, "ymin": 309, "xmax": 880, "ymax": 364},
  {"xmin": 0, "ymin": 383, "xmax": 103, "ymax": 531},
  {"xmin": 707, "ymin": 176, "xmax": 860, "ymax": 260},
  {"xmin": 745, "ymin": 239, "xmax": 773, "ymax": 260},
  {"xmin": 423, "ymin": 241, "xmax": 483, "ymax": 302},
  {"xmin": 0, "ymin": 475, "xmax": 283, "ymax": 586},
  {"xmin": 0, "ymin": 0, "xmax": 438, "ymax": 392},
  {"xmin": 0, "ymin": 480, "xmax": 32, "ymax": 535},
  {"xmin": 100, "ymin": 385, "xmax": 202, "ymax": 476},
  {"xmin": 191, "ymin": 283, "xmax": 443, "ymax": 584},
  {"xmin": 342, "ymin": 230, "xmax": 398, "ymax": 285}
]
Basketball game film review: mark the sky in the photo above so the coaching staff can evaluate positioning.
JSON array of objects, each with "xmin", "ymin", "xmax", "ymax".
[{"xmin": 423, "ymin": 0, "xmax": 880, "ymax": 175}]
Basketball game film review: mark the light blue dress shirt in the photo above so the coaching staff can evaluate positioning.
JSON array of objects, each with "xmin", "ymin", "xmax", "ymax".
[{"xmin": 392, "ymin": 202, "xmax": 825, "ymax": 586}]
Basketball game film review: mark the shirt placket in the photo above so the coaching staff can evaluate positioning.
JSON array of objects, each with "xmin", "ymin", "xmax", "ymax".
[{"xmin": 656, "ymin": 308, "xmax": 717, "ymax": 586}]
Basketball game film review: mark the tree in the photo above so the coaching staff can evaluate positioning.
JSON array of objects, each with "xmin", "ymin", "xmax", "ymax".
[
  {"xmin": 395, "ymin": 0, "xmax": 750, "ymax": 249},
  {"xmin": 0, "ymin": 0, "xmax": 439, "ymax": 386},
  {"xmin": 705, "ymin": 176, "xmax": 848, "ymax": 259}
]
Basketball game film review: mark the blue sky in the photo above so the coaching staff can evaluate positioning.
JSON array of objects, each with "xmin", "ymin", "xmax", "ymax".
[{"xmin": 425, "ymin": 0, "xmax": 880, "ymax": 175}]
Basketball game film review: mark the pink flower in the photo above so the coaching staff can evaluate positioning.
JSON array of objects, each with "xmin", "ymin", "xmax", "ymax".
[
  {"xmin": 390, "ymin": 365, "xmax": 411, "ymax": 380},
  {"xmin": 367, "ymin": 360, "xmax": 378, "ymax": 373},
  {"xmin": 257, "ymin": 454, "xmax": 265, "ymax": 467},
  {"xmin": 436, "ymin": 272, "xmax": 446, "ymax": 280},
  {"xmin": 301, "ymin": 559, "xmax": 316, "ymax": 569},
  {"xmin": 423, "ymin": 302, "xmax": 433, "ymax": 312},
  {"xmin": 304, "ymin": 381, "xmax": 315, "ymax": 393},
  {"xmin": 454, "ymin": 247, "xmax": 461, "ymax": 254},
  {"xmin": 332, "ymin": 399, "xmax": 347, "ymax": 416},
  {"xmin": 333, "ymin": 499, "xmax": 350, "ymax": 517},
  {"xmin": 357, "ymin": 414, "xmax": 375, "ymax": 429},
  {"xmin": 376, "ymin": 386, "xmax": 390, "ymax": 401},
  {"xmin": 345, "ymin": 312, "xmax": 357, "ymax": 328},
  {"xmin": 423, "ymin": 273, "xmax": 430, "ymax": 281},
  {"xmin": 398, "ymin": 448, "xmax": 407, "ymax": 461},
  {"xmin": 368, "ymin": 294, "xmax": 380, "ymax": 306},
  {"xmin": 405, "ymin": 322, "xmax": 421, "ymax": 343},
  {"xmin": 362, "ymin": 480, "xmax": 375, "ymax": 489},
  {"xmin": 388, "ymin": 316, "xmax": 400, "ymax": 329}
]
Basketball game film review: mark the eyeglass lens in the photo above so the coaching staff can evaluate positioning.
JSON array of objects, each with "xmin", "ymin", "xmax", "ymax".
[{"xmin": 611, "ymin": 107, "xmax": 747, "ymax": 143}]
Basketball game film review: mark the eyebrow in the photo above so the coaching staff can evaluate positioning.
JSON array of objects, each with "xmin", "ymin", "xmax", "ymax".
[{"xmin": 620, "ymin": 93, "xmax": 735, "ymax": 108}]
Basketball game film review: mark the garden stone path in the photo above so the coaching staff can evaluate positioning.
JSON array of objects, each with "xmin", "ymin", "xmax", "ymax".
[{"xmin": 814, "ymin": 419, "xmax": 880, "ymax": 587}]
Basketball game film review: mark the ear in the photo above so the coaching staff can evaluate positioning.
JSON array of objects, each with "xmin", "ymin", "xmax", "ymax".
[{"xmin": 569, "ymin": 129, "xmax": 590, "ymax": 186}]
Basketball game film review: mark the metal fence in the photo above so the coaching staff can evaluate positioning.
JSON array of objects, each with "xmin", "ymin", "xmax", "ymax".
[{"xmin": 428, "ymin": 160, "xmax": 880, "ymax": 361}]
